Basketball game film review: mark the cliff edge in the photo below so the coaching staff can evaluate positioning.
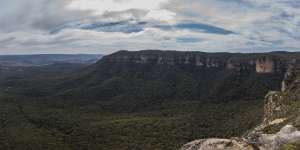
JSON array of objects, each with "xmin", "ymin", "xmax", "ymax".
[{"xmin": 181, "ymin": 62, "xmax": 300, "ymax": 150}]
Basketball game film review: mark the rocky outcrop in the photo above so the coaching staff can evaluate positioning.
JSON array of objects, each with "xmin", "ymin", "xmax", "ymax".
[
  {"xmin": 181, "ymin": 138, "xmax": 254, "ymax": 150},
  {"xmin": 281, "ymin": 61, "xmax": 300, "ymax": 92},
  {"xmin": 258, "ymin": 125, "xmax": 300, "ymax": 150},
  {"xmin": 181, "ymin": 125, "xmax": 300, "ymax": 150},
  {"xmin": 262, "ymin": 63, "xmax": 300, "ymax": 124},
  {"xmin": 263, "ymin": 91, "xmax": 288, "ymax": 124},
  {"xmin": 181, "ymin": 64, "xmax": 300, "ymax": 150}
]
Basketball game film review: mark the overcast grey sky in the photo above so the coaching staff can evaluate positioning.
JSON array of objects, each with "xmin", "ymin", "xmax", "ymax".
[{"xmin": 0, "ymin": 0, "xmax": 299, "ymax": 54}]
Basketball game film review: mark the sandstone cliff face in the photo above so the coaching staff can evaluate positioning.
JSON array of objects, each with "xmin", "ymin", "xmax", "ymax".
[
  {"xmin": 181, "ymin": 64, "xmax": 300, "ymax": 150},
  {"xmin": 104, "ymin": 51, "xmax": 229, "ymax": 68},
  {"xmin": 102, "ymin": 50, "xmax": 300, "ymax": 74},
  {"xmin": 256, "ymin": 57, "xmax": 275, "ymax": 74}
]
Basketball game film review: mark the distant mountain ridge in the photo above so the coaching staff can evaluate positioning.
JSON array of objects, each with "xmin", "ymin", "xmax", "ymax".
[
  {"xmin": 6, "ymin": 50, "xmax": 300, "ymax": 103},
  {"xmin": 49, "ymin": 50, "xmax": 300, "ymax": 103},
  {"xmin": 0, "ymin": 54, "xmax": 103, "ymax": 67}
]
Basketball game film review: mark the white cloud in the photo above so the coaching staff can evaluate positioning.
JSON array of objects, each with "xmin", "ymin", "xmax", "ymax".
[
  {"xmin": 68, "ymin": 0, "xmax": 175, "ymax": 22},
  {"xmin": 68, "ymin": 0, "xmax": 166, "ymax": 12},
  {"xmin": 0, "ymin": 0, "xmax": 299, "ymax": 54},
  {"xmin": 145, "ymin": 10, "xmax": 176, "ymax": 22}
]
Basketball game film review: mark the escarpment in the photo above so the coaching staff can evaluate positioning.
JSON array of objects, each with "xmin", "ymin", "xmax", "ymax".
[
  {"xmin": 58, "ymin": 50, "xmax": 300, "ymax": 102},
  {"xmin": 103, "ymin": 50, "xmax": 231, "ymax": 68},
  {"xmin": 102, "ymin": 50, "xmax": 298, "ymax": 74},
  {"xmin": 181, "ymin": 62, "xmax": 300, "ymax": 150}
]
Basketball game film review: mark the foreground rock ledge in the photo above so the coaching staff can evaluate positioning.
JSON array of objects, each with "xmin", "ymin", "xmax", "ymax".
[
  {"xmin": 181, "ymin": 138, "xmax": 253, "ymax": 150},
  {"xmin": 181, "ymin": 125, "xmax": 300, "ymax": 150}
]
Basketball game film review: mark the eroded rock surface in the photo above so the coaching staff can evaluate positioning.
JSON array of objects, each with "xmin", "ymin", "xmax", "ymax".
[
  {"xmin": 259, "ymin": 125, "xmax": 300, "ymax": 150},
  {"xmin": 181, "ymin": 138, "xmax": 255, "ymax": 150}
]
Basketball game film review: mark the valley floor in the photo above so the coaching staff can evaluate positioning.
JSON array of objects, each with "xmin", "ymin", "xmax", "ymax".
[{"xmin": 0, "ymin": 94, "xmax": 263, "ymax": 150}]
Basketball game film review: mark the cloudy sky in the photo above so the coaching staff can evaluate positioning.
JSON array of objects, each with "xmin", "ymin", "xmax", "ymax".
[{"xmin": 0, "ymin": 0, "xmax": 299, "ymax": 54}]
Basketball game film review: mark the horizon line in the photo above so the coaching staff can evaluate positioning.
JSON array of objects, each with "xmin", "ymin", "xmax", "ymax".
[{"xmin": 0, "ymin": 49, "xmax": 299, "ymax": 56}]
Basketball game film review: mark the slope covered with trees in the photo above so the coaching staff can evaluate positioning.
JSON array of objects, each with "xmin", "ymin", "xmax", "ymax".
[{"xmin": 1, "ymin": 50, "xmax": 300, "ymax": 150}]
